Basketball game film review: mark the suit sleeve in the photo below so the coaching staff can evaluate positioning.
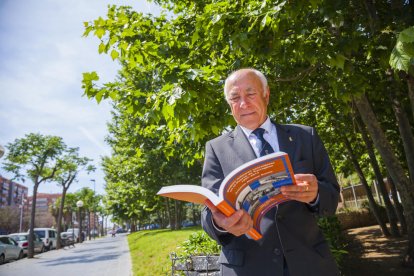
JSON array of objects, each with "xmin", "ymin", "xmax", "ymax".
[
  {"xmin": 200, "ymin": 141, "xmax": 234, "ymax": 245},
  {"xmin": 311, "ymin": 127, "xmax": 340, "ymax": 216}
]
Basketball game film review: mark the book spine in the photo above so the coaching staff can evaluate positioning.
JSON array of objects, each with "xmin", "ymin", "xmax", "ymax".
[{"xmin": 216, "ymin": 201, "xmax": 263, "ymax": 240}]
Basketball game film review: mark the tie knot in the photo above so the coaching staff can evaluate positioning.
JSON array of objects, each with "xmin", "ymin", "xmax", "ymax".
[{"xmin": 253, "ymin": 128, "xmax": 266, "ymax": 139}]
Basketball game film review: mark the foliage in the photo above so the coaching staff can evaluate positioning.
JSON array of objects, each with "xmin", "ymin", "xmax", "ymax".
[
  {"xmin": 317, "ymin": 216, "xmax": 348, "ymax": 268},
  {"xmin": 175, "ymin": 230, "xmax": 221, "ymax": 258},
  {"xmin": 390, "ymin": 26, "xmax": 414, "ymax": 73},
  {"xmin": 101, "ymin": 105, "xmax": 202, "ymax": 225},
  {"xmin": 84, "ymin": 0, "xmax": 414, "ymax": 262},
  {"xmin": 81, "ymin": 1, "xmax": 414, "ymax": 177},
  {"xmin": 2, "ymin": 133, "xmax": 66, "ymax": 184}
]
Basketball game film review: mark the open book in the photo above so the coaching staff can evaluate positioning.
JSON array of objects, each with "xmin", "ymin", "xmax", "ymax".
[{"xmin": 157, "ymin": 151, "xmax": 296, "ymax": 240}]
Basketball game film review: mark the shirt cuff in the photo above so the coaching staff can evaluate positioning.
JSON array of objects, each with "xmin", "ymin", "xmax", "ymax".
[
  {"xmin": 308, "ymin": 193, "xmax": 320, "ymax": 207},
  {"xmin": 211, "ymin": 214, "xmax": 228, "ymax": 233}
]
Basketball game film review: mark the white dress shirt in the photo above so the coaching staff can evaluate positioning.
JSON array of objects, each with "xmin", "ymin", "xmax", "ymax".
[{"xmin": 239, "ymin": 117, "xmax": 280, "ymax": 156}]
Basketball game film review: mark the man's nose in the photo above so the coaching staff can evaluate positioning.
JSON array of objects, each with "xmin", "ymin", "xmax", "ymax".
[{"xmin": 239, "ymin": 96, "xmax": 249, "ymax": 108}]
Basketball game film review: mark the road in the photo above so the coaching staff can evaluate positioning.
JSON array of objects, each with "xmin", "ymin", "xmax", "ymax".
[{"xmin": 0, "ymin": 233, "xmax": 132, "ymax": 276}]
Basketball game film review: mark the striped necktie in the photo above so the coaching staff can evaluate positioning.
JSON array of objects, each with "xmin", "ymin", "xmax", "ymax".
[{"xmin": 252, "ymin": 128, "xmax": 274, "ymax": 156}]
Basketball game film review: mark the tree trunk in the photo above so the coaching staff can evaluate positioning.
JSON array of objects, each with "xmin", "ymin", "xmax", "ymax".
[
  {"xmin": 355, "ymin": 111, "xmax": 400, "ymax": 236},
  {"xmin": 354, "ymin": 94, "xmax": 414, "ymax": 266},
  {"xmin": 56, "ymin": 188, "xmax": 68, "ymax": 249},
  {"xmin": 389, "ymin": 88, "xmax": 414, "ymax": 186},
  {"xmin": 88, "ymin": 210, "xmax": 91, "ymax": 240},
  {"xmin": 408, "ymin": 74, "xmax": 414, "ymax": 121},
  {"xmin": 388, "ymin": 174, "xmax": 408, "ymax": 234},
  {"xmin": 174, "ymin": 201, "xmax": 181, "ymax": 230},
  {"xmin": 363, "ymin": 0, "xmax": 379, "ymax": 34},
  {"xmin": 342, "ymin": 133, "xmax": 390, "ymax": 236},
  {"xmin": 28, "ymin": 183, "xmax": 39, "ymax": 258},
  {"xmin": 166, "ymin": 198, "xmax": 174, "ymax": 230}
]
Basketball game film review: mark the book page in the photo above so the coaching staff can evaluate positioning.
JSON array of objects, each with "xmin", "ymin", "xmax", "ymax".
[{"xmin": 157, "ymin": 185, "xmax": 221, "ymax": 205}]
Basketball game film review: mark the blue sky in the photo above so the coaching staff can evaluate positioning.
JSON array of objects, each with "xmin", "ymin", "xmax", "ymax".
[{"xmin": 0, "ymin": 0, "xmax": 160, "ymax": 196}]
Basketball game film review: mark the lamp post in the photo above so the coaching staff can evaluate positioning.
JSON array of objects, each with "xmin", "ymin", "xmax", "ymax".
[
  {"xmin": 19, "ymin": 195, "xmax": 26, "ymax": 232},
  {"xmin": 90, "ymin": 179, "xmax": 96, "ymax": 239},
  {"xmin": 76, "ymin": 200, "xmax": 84, "ymax": 243}
]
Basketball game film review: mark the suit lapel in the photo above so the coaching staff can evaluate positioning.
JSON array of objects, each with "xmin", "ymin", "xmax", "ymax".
[
  {"xmin": 230, "ymin": 125, "xmax": 256, "ymax": 164},
  {"xmin": 274, "ymin": 123, "xmax": 296, "ymax": 161}
]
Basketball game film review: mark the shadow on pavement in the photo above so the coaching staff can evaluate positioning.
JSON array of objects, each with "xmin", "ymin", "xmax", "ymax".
[
  {"xmin": 39, "ymin": 250, "xmax": 130, "ymax": 266},
  {"xmin": 341, "ymin": 225, "xmax": 414, "ymax": 276}
]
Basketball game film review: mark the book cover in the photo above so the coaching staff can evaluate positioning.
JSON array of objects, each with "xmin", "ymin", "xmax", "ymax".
[{"xmin": 157, "ymin": 151, "xmax": 296, "ymax": 240}]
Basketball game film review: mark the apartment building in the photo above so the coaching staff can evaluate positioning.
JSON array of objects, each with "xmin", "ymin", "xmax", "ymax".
[{"xmin": 0, "ymin": 176, "xmax": 28, "ymax": 208}]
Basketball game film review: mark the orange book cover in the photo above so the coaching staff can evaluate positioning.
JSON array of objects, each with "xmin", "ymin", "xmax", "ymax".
[{"xmin": 157, "ymin": 151, "xmax": 296, "ymax": 241}]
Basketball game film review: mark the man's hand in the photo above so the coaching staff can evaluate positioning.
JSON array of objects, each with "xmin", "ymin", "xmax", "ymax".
[
  {"xmin": 205, "ymin": 199, "xmax": 253, "ymax": 236},
  {"xmin": 280, "ymin": 173, "xmax": 318, "ymax": 203}
]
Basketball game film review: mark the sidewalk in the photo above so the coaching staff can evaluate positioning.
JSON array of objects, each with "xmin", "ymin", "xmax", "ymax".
[{"xmin": 0, "ymin": 233, "xmax": 132, "ymax": 276}]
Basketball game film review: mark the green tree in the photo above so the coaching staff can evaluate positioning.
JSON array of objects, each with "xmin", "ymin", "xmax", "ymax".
[
  {"xmin": 83, "ymin": 0, "xmax": 414, "ymax": 265},
  {"xmin": 2, "ymin": 133, "xmax": 66, "ymax": 258},
  {"xmin": 54, "ymin": 148, "xmax": 94, "ymax": 249},
  {"xmin": 74, "ymin": 187, "xmax": 100, "ymax": 240}
]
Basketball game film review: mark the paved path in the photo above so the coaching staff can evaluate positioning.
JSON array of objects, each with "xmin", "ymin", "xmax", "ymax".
[{"xmin": 0, "ymin": 233, "xmax": 132, "ymax": 276}]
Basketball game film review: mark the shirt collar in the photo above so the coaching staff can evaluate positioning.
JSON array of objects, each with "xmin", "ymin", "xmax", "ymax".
[{"xmin": 239, "ymin": 117, "xmax": 272, "ymax": 137}]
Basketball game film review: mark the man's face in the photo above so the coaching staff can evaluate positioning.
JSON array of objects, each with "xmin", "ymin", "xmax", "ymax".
[{"xmin": 226, "ymin": 70, "xmax": 269, "ymax": 130}]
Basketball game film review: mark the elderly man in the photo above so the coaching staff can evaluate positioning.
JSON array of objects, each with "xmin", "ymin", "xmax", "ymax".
[{"xmin": 201, "ymin": 68, "xmax": 340, "ymax": 276}]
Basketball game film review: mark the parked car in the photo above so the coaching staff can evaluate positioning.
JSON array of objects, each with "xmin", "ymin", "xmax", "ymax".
[
  {"xmin": 65, "ymin": 228, "xmax": 79, "ymax": 242},
  {"xmin": 0, "ymin": 235, "xmax": 23, "ymax": 264},
  {"xmin": 32, "ymin": 228, "xmax": 57, "ymax": 251},
  {"xmin": 8, "ymin": 233, "xmax": 45, "ymax": 255},
  {"xmin": 59, "ymin": 232, "xmax": 75, "ymax": 247},
  {"xmin": 115, "ymin": 228, "xmax": 126, "ymax": 233}
]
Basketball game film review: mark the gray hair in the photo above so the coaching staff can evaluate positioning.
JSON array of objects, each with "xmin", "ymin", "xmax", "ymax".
[{"xmin": 224, "ymin": 68, "xmax": 268, "ymax": 101}]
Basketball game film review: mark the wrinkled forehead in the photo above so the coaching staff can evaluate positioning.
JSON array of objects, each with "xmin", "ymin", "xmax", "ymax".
[{"xmin": 227, "ymin": 71, "xmax": 261, "ymax": 92}]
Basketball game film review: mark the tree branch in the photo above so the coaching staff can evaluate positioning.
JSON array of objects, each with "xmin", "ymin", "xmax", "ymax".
[{"xmin": 274, "ymin": 65, "xmax": 317, "ymax": 82}]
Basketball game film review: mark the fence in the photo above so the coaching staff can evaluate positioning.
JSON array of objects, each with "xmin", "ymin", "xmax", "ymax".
[
  {"xmin": 170, "ymin": 253, "xmax": 220, "ymax": 276},
  {"xmin": 339, "ymin": 179, "xmax": 401, "ymax": 209}
]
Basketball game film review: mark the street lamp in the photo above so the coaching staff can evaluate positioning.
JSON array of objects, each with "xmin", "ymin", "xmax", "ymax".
[
  {"xmin": 19, "ymin": 195, "xmax": 26, "ymax": 232},
  {"xmin": 76, "ymin": 200, "xmax": 84, "ymax": 243},
  {"xmin": 90, "ymin": 179, "xmax": 96, "ymax": 239}
]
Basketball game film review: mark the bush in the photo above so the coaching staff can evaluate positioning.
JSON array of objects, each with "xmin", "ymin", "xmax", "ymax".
[
  {"xmin": 318, "ymin": 216, "xmax": 348, "ymax": 268},
  {"xmin": 175, "ymin": 231, "xmax": 221, "ymax": 258},
  {"xmin": 174, "ymin": 217, "xmax": 347, "ymax": 269}
]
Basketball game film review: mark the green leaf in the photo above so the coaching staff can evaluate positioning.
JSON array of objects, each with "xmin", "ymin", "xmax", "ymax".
[
  {"xmin": 389, "ymin": 41, "xmax": 411, "ymax": 72},
  {"xmin": 83, "ymin": 71, "xmax": 99, "ymax": 82},
  {"xmin": 399, "ymin": 26, "xmax": 414, "ymax": 43},
  {"xmin": 260, "ymin": 14, "xmax": 270, "ymax": 32},
  {"xmin": 162, "ymin": 104, "xmax": 174, "ymax": 120},
  {"xmin": 95, "ymin": 28, "xmax": 106, "ymax": 39},
  {"xmin": 98, "ymin": 43, "xmax": 106, "ymax": 54},
  {"xmin": 111, "ymin": 50, "xmax": 119, "ymax": 60},
  {"xmin": 328, "ymin": 54, "xmax": 346, "ymax": 70}
]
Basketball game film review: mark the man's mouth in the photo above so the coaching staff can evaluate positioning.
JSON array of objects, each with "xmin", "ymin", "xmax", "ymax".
[{"xmin": 241, "ymin": 112, "xmax": 255, "ymax": 117}]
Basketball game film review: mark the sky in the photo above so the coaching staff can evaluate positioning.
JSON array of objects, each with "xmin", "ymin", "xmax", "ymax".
[{"xmin": 0, "ymin": 0, "xmax": 161, "ymax": 196}]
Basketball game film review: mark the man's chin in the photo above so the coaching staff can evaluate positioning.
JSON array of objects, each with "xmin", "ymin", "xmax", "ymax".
[{"xmin": 238, "ymin": 120, "xmax": 260, "ymax": 129}]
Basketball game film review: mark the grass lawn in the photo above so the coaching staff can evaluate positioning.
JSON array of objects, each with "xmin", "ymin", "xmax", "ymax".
[{"xmin": 127, "ymin": 226, "xmax": 202, "ymax": 276}]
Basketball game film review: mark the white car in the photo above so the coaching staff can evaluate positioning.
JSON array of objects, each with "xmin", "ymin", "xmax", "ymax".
[
  {"xmin": 32, "ymin": 228, "xmax": 57, "ymax": 251},
  {"xmin": 0, "ymin": 235, "xmax": 23, "ymax": 264},
  {"xmin": 65, "ymin": 228, "xmax": 79, "ymax": 242},
  {"xmin": 8, "ymin": 233, "xmax": 45, "ymax": 255}
]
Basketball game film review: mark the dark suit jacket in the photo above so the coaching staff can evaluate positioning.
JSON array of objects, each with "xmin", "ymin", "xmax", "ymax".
[{"xmin": 201, "ymin": 123, "xmax": 340, "ymax": 276}]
